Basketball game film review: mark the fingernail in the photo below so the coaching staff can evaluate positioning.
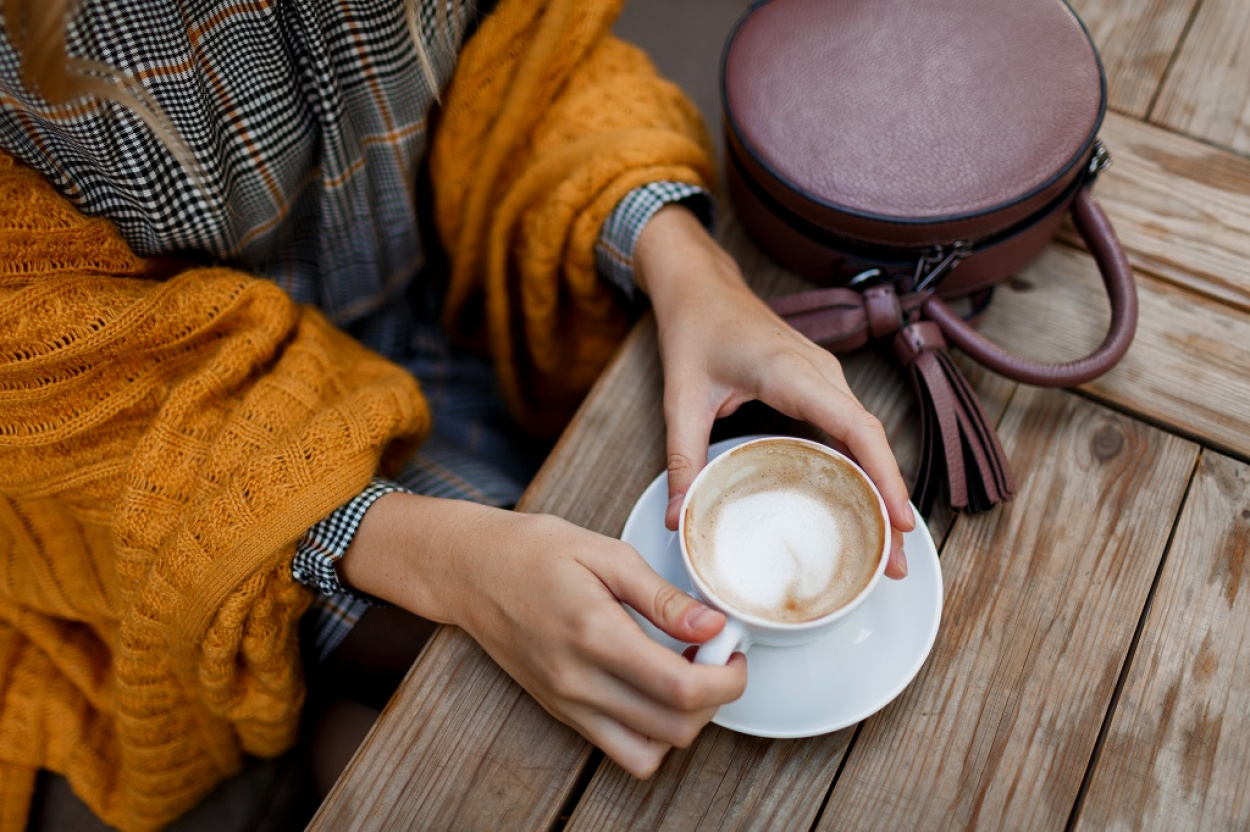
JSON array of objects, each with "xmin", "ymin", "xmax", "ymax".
[
  {"xmin": 687, "ymin": 605, "xmax": 716, "ymax": 630},
  {"xmin": 898, "ymin": 550, "xmax": 909, "ymax": 577},
  {"xmin": 667, "ymin": 493, "xmax": 684, "ymax": 514},
  {"xmin": 906, "ymin": 503, "xmax": 916, "ymax": 528}
]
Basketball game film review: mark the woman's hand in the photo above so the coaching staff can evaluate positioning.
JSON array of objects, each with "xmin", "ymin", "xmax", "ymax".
[
  {"xmin": 635, "ymin": 205, "xmax": 914, "ymax": 578},
  {"xmin": 339, "ymin": 493, "xmax": 747, "ymax": 779}
]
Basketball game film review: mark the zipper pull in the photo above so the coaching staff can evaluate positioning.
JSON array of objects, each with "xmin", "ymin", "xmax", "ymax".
[{"xmin": 912, "ymin": 240, "xmax": 970, "ymax": 295}]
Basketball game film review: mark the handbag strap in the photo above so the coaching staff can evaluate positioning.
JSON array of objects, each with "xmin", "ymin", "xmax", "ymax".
[
  {"xmin": 921, "ymin": 189, "xmax": 1137, "ymax": 386},
  {"xmin": 768, "ymin": 188, "xmax": 1138, "ymax": 386},
  {"xmin": 767, "ymin": 187, "xmax": 1137, "ymax": 513}
]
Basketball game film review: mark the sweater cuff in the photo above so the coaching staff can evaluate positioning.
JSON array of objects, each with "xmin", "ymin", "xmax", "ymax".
[
  {"xmin": 595, "ymin": 181, "xmax": 714, "ymax": 304},
  {"xmin": 293, "ymin": 478, "xmax": 405, "ymax": 602}
]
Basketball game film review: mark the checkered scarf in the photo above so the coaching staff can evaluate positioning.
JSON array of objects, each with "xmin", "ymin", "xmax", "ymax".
[{"xmin": 0, "ymin": 0, "xmax": 473, "ymax": 326}]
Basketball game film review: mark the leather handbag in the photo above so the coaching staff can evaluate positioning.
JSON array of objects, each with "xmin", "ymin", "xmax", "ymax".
[{"xmin": 722, "ymin": 0, "xmax": 1138, "ymax": 513}]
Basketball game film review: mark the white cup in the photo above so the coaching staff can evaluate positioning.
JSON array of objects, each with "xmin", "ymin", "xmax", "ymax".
[{"xmin": 678, "ymin": 437, "xmax": 891, "ymax": 665}]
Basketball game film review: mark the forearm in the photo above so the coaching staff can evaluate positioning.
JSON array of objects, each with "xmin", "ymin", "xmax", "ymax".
[{"xmin": 336, "ymin": 491, "xmax": 505, "ymax": 625}]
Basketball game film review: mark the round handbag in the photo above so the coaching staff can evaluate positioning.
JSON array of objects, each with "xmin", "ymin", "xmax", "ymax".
[{"xmin": 721, "ymin": 0, "xmax": 1138, "ymax": 512}]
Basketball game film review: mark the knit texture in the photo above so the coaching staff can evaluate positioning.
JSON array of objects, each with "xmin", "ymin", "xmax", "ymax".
[
  {"xmin": 0, "ymin": 151, "xmax": 430, "ymax": 831},
  {"xmin": 433, "ymin": 0, "xmax": 716, "ymax": 434},
  {"xmin": 0, "ymin": 0, "xmax": 716, "ymax": 827}
]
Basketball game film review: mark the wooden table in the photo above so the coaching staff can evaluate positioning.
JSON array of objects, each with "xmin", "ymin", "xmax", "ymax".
[{"xmin": 311, "ymin": 2, "xmax": 1250, "ymax": 827}]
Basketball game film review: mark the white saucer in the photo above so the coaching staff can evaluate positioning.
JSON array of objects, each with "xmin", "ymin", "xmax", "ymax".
[{"xmin": 620, "ymin": 435, "xmax": 943, "ymax": 738}]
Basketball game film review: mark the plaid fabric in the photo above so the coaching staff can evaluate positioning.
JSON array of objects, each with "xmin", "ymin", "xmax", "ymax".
[
  {"xmin": 0, "ymin": 0, "xmax": 713, "ymax": 664},
  {"xmin": 293, "ymin": 480, "xmax": 399, "ymax": 596},
  {"xmin": 296, "ymin": 432, "xmax": 531, "ymax": 662},
  {"xmin": 596, "ymin": 181, "xmax": 714, "ymax": 302},
  {"xmin": 0, "ymin": 0, "xmax": 472, "ymax": 321}
]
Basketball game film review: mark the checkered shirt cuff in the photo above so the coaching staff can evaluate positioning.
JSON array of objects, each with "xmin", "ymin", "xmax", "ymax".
[
  {"xmin": 595, "ymin": 181, "xmax": 714, "ymax": 303},
  {"xmin": 293, "ymin": 478, "xmax": 405, "ymax": 602}
]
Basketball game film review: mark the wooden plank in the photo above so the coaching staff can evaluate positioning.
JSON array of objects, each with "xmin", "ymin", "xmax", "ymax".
[
  {"xmin": 307, "ymin": 625, "xmax": 588, "ymax": 830},
  {"xmin": 1076, "ymin": 451, "xmax": 1250, "ymax": 830},
  {"xmin": 298, "ymin": 224, "xmax": 874, "ymax": 828},
  {"xmin": 1068, "ymin": 0, "xmax": 1199, "ymax": 117},
  {"xmin": 815, "ymin": 388, "xmax": 1197, "ymax": 829},
  {"xmin": 567, "ymin": 727, "xmax": 851, "ymax": 831},
  {"xmin": 1152, "ymin": 0, "xmax": 1250, "ymax": 154},
  {"xmin": 1059, "ymin": 112, "xmax": 1250, "ymax": 312},
  {"xmin": 976, "ymin": 244, "xmax": 1250, "ymax": 459}
]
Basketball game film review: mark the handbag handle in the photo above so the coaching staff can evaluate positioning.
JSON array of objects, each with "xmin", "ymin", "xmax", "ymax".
[{"xmin": 921, "ymin": 189, "xmax": 1137, "ymax": 386}]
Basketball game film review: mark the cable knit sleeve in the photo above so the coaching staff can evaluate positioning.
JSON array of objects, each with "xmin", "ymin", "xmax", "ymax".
[
  {"xmin": 0, "ymin": 151, "xmax": 429, "ymax": 832},
  {"xmin": 430, "ymin": 0, "xmax": 716, "ymax": 435}
]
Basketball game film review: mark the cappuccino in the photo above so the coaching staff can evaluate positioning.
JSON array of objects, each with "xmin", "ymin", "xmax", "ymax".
[{"xmin": 683, "ymin": 439, "xmax": 885, "ymax": 624}]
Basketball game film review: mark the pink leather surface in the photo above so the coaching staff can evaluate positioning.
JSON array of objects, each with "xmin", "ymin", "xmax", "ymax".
[{"xmin": 723, "ymin": 0, "xmax": 1104, "ymax": 222}]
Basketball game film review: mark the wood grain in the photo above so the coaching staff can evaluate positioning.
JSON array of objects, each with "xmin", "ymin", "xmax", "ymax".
[
  {"xmin": 1151, "ymin": 0, "xmax": 1250, "ymax": 154},
  {"xmin": 814, "ymin": 387, "xmax": 1196, "ymax": 829},
  {"xmin": 308, "ymin": 625, "xmax": 588, "ymax": 830},
  {"xmin": 568, "ymin": 727, "xmax": 852, "ymax": 831},
  {"xmin": 1076, "ymin": 451, "xmax": 1250, "ymax": 830},
  {"xmin": 1059, "ymin": 112, "xmax": 1250, "ymax": 312},
  {"xmin": 308, "ymin": 182, "xmax": 1244, "ymax": 832},
  {"xmin": 288, "ymin": 5, "xmax": 1246, "ymax": 830},
  {"xmin": 559, "ymin": 355, "xmax": 1013, "ymax": 831},
  {"xmin": 1068, "ymin": 0, "xmax": 1199, "ymax": 117},
  {"xmin": 976, "ymin": 244, "xmax": 1250, "ymax": 459}
]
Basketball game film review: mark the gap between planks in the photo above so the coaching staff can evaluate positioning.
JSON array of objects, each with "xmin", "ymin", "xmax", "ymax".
[{"xmin": 1063, "ymin": 450, "xmax": 1203, "ymax": 829}]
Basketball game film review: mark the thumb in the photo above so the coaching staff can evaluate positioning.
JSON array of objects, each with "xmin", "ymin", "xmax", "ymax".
[
  {"xmin": 663, "ymin": 381, "xmax": 716, "ymax": 531},
  {"xmin": 608, "ymin": 547, "xmax": 727, "ymax": 644}
]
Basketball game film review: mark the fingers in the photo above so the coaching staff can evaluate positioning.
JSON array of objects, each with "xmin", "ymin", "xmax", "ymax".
[
  {"xmin": 885, "ymin": 524, "xmax": 909, "ymax": 579},
  {"xmin": 662, "ymin": 378, "xmax": 717, "ymax": 531},
  {"xmin": 590, "ymin": 546, "xmax": 747, "ymax": 705},
  {"xmin": 596, "ymin": 543, "xmax": 720, "ymax": 643},
  {"xmin": 589, "ymin": 615, "xmax": 747, "ymax": 712},
  {"xmin": 576, "ymin": 711, "xmax": 672, "ymax": 779},
  {"xmin": 578, "ymin": 668, "xmax": 720, "ymax": 751},
  {"xmin": 760, "ymin": 363, "xmax": 915, "ymax": 536},
  {"xmin": 558, "ymin": 649, "xmax": 748, "ymax": 778}
]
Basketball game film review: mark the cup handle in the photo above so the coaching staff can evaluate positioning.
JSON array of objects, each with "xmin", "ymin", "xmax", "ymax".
[{"xmin": 692, "ymin": 618, "xmax": 750, "ymax": 666}]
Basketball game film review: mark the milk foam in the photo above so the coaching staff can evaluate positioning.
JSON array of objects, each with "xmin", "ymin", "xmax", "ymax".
[
  {"xmin": 685, "ymin": 440, "xmax": 885, "ymax": 623},
  {"xmin": 709, "ymin": 489, "xmax": 843, "ymax": 610}
]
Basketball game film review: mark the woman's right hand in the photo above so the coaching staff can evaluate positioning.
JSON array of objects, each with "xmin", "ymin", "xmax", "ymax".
[{"xmin": 338, "ymin": 492, "xmax": 747, "ymax": 779}]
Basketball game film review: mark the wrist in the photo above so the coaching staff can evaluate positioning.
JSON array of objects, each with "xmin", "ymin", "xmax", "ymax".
[
  {"xmin": 634, "ymin": 205, "xmax": 739, "ymax": 302},
  {"xmin": 336, "ymin": 491, "xmax": 500, "ymax": 625},
  {"xmin": 635, "ymin": 206, "xmax": 757, "ymax": 338}
]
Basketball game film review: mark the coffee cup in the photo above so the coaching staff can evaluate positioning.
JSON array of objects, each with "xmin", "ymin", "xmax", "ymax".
[{"xmin": 678, "ymin": 436, "xmax": 891, "ymax": 665}]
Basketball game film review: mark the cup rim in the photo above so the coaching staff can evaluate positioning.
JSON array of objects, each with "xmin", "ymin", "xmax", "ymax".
[{"xmin": 677, "ymin": 436, "xmax": 892, "ymax": 631}]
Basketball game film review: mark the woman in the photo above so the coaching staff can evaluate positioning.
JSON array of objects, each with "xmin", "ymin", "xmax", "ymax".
[{"xmin": 0, "ymin": 0, "xmax": 913, "ymax": 828}]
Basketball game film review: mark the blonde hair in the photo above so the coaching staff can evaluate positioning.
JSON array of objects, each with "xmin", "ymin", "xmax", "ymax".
[
  {"xmin": 4, "ymin": 0, "xmax": 456, "ymax": 173},
  {"xmin": 405, "ymin": 0, "xmax": 462, "ymax": 97}
]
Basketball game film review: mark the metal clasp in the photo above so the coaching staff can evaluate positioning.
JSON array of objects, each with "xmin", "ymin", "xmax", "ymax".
[
  {"xmin": 848, "ymin": 267, "xmax": 885, "ymax": 288},
  {"xmin": 1087, "ymin": 140, "xmax": 1112, "ymax": 183},
  {"xmin": 912, "ymin": 240, "xmax": 970, "ymax": 295}
]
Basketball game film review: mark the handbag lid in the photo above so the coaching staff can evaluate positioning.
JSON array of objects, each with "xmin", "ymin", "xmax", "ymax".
[{"xmin": 722, "ymin": 0, "xmax": 1105, "ymax": 223}]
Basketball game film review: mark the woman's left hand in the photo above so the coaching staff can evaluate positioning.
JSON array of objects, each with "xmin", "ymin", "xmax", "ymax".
[{"xmin": 634, "ymin": 205, "xmax": 914, "ymax": 578}]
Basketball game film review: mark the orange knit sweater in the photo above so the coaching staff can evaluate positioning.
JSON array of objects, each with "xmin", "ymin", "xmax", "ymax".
[{"xmin": 0, "ymin": 1, "xmax": 713, "ymax": 829}]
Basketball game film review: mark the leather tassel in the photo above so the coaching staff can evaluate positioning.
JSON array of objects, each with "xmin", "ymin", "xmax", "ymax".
[{"xmin": 895, "ymin": 322, "xmax": 1015, "ymax": 515}]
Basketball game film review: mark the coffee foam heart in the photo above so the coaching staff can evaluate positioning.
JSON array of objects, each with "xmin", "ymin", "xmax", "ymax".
[
  {"xmin": 709, "ymin": 489, "xmax": 842, "ymax": 610},
  {"xmin": 685, "ymin": 442, "xmax": 884, "ymax": 623}
]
